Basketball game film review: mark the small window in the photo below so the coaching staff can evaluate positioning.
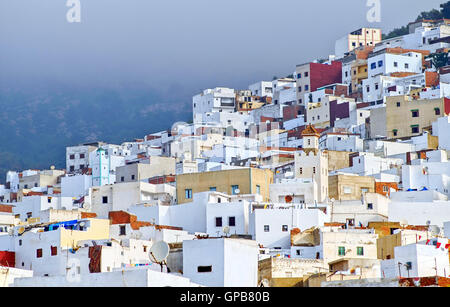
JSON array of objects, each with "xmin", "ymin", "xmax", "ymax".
[
  {"xmin": 305, "ymin": 85, "xmax": 309, "ymax": 91},
  {"xmin": 231, "ymin": 185, "xmax": 239, "ymax": 195},
  {"xmin": 411, "ymin": 126, "xmax": 420, "ymax": 134},
  {"xmin": 51, "ymin": 246, "xmax": 57, "ymax": 256},
  {"xmin": 264, "ymin": 225, "xmax": 270, "ymax": 232},
  {"xmin": 209, "ymin": 187, "xmax": 217, "ymax": 192},
  {"xmin": 296, "ymin": 250, "xmax": 302, "ymax": 256},
  {"xmin": 79, "ymin": 153, "xmax": 85, "ymax": 159},
  {"xmin": 36, "ymin": 249, "xmax": 43, "ymax": 258},
  {"xmin": 435, "ymin": 108, "xmax": 441, "ymax": 115},
  {"xmin": 131, "ymin": 175, "xmax": 135, "ymax": 180},
  {"xmin": 405, "ymin": 63, "xmax": 409, "ymax": 69},
  {"xmin": 357, "ymin": 247, "xmax": 364, "ymax": 256},
  {"xmin": 338, "ymin": 246, "xmax": 346, "ymax": 256},
  {"xmin": 367, "ymin": 203, "xmax": 373, "ymax": 210},
  {"xmin": 282, "ymin": 225, "xmax": 288, "ymax": 232},
  {"xmin": 396, "ymin": 102, "xmax": 401, "ymax": 107},
  {"xmin": 119, "ymin": 225, "xmax": 126, "ymax": 236},
  {"xmin": 197, "ymin": 266, "xmax": 212, "ymax": 273},
  {"xmin": 215, "ymin": 217, "xmax": 223, "ymax": 227},
  {"xmin": 228, "ymin": 216, "xmax": 236, "ymax": 227},
  {"xmin": 121, "ymin": 176, "xmax": 124, "ymax": 182},
  {"xmin": 70, "ymin": 154, "xmax": 75, "ymax": 160},
  {"xmin": 143, "ymin": 246, "xmax": 147, "ymax": 253},
  {"xmin": 102, "ymin": 196, "xmax": 108, "ymax": 204},
  {"xmin": 411, "ymin": 110, "xmax": 419, "ymax": 118},
  {"xmin": 256, "ymin": 185, "xmax": 261, "ymax": 195},
  {"xmin": 19, "ymin": 239, "xmax": 22, "ymax": 246},
  {"xmin": 185, "ymin": 189, "xmax": 192, "ymax": 199},
  {"xmin": 394, "ymin": 62, "xmax": 398, "ymax": 67},
  {"xmin": 378, "ymin": 60, "xmax": 383, "ymax": 67}
]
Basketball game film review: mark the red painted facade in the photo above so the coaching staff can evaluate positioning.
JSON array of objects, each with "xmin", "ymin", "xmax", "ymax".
[
  {"xmin": 0, "ymin": 251, "xmax": 15, "ymax": 267},
  {"xmin": 309, "ymin": 61, "xmax": 343, "ymax": 92}
]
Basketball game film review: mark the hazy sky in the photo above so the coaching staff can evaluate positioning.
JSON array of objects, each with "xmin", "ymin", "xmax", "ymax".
[{"xmin": 0, "ymin": 0, "xmax": 446, "ymax": 93}]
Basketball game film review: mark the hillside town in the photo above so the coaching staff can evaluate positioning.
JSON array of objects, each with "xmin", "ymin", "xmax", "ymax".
[{"xmin": 1, "ymin": 18, "xmax": 450, "ymax": 288}]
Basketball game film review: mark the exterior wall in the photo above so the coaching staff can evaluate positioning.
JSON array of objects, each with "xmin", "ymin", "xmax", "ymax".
[
  {"xmin": 328, "ymin": 174, "xmax": 375, "ymax": 201},
  {"xmin": 328, "ymin": 151, "xmax": 353, "ymax": 171},
  {"xmin": 183, "ymin": 238, "xmax": 258, "ymax": 287},
  {"xmin": 116, "ymin": 157, "xmax": 175, "ymax": 183},
  {"xmin": 66, "ymin": 145, "xmax": 97, "ymax": 173},
  {"xmin": 322, "ymin": 230, "xmax": 379, "ymax": 263},
  {"xmin": 389, "ymin": 201, "xmax": 450, "ymax": 228},
  {"xmin": 369, "ymin": 105, "xmax": 387, "ymax": 138},
  {"xmin": 386, "ymin": 96, "xmax": 445, "ymax": 139},
  {"xmin": 176, "ymin": 168, "xmax": 273, "ymax": 204},
  {"xmin": 61, "ymin": 174, "xmax": 92, "ymax": 198}
]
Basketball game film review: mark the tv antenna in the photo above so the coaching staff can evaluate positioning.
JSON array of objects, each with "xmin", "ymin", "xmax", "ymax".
[
  {"xmin": 222, "ymin": 226, "xmax": 230, "ymax": 237},
  {"xmin": 149, "ymin": 241, "xmax": 170, "ymax": 272}
]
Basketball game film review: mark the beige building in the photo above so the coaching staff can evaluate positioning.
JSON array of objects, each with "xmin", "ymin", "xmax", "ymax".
[
  {"xmin": 328, "ymin": 174, "xmax": 375, "ymax": 201},
  {"xmin": 335, "ymin": 28, "xmax": 382, "ymax": 58},
  {"xmin": 386, "ymin": 96, "xmax": 448, "ymax": 139},
  {"xmin": 176, "ymin": 168, "xmax": 274, "ymax": 204},
  {"xmin": 19, "ymin": 169, "xmax": 66, "ymax": 190},
  {"xmin": 115, "ymin": 157, "xmax": 175, "ymax": 183}
]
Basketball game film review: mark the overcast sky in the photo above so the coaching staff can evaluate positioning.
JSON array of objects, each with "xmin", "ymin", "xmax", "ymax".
[{"xmin": 0, "ymin": 0, "xmax": 445, "ymax": 93}]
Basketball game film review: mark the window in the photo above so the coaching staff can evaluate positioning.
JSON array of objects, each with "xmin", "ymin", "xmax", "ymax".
[
  {"xmin": 435, "ymin": 108, "xmax": 441, "ymax": 115},
  {"xmin": 264, "ymin": 225, "xmax": 270, "ymax": 232},
  {"xmin": 256, "ymin": 185, "xmax": 261, "ymax": 195},
  {"xmin": 231, "ymin": 185, "xmax": 239, "ymax": 195},
  {"xmin": 344, "ymin": 187, "xmax": 352, "ymax": 194},
  {"xmin": 313, "ymin": 167, "xmax": 316, "ymax": 174},
  {"xmin": 197, "ymin": 266, "xmax": 212, "ymax": 273},
  {"xmin": 383, "ymin": 185, "xmax": 389, "ymax": 192},
  {"xmin": 299, "ymin": 167, "xmax": 303, "ymax": 175},
  {"xmin": 411, "ymin": 125, "xmax": 420, "ymax": 134},
  {"xmin": 297, "ymin": 73, "xmax": 301, "ymax": 79},
  {"xmin": 282, "ymin": 225, "xmax": 288, "ymax": 232},
  {"xmin": 79, "ymin": 164, "xmax": 85, "ymax": 169},
  {"xmin": 143, "ymin": 246, "xmax": 147, "ymax": 253},
  {"xmin": 47, "ymin": 197, "xmax": 52, "ymax": 203},
  {"xmin": 70, "ymin": 154, "xmax": 75, "ymax": 160},
  {"xmin": 367, "ymin": 203, "xmax": 373, "ymax": 210},
  {"xmin": 228, "ymin": 216, "xmax": 236, "ymax": 227},
  {"xmin": 119, "ymin": 225, "xmax": 126, "ymax": 236},
  {"xmin": 209, "ymin": 187, "xmax": 217, "ymax": 192},
  {"xmin": 298, "ymin": 86, "xmax": 302, "ymax": 92},
  {"xmin": 405, "ymin": 63, "xmax": 409, "ymax": 69},
  {"xmin": 51, "ymin": 246, "xmax": 57, "ymax": 256},
  {"xmin": 375, "ymin": 83, "xmax": 379, "ymax": 90},
  {"xmin": 378, "ymin": 60, "xmax": 383, "ymax": 67},
  {"xmin": 185, "ymin": 189, "xmax": 192, "ymax": 199},
  {"xmin": 366, "ymin": 85, "xmax": 370, "ymax": 92},
  {"xmin": 121, "ymin": 176, "xmax": 124, "ymax": 182},
  {"xmin": 304, "ymin": 72, "xmax": 308, "ymax": 77},
  {"xmin": 396, "ymin": 102, "xmax": 401, "ymax": 107},
  {"xmin": 394, "ymin": 62, "xmax": 398, "ymax": 67},
  {"xmin": 305, "ymin": 85, "xmax": 309, "ymax": 91},
  {"xmin": 357, "ymin": 247, "xmax": 364, "ymax": 256},
  {"xmin": 102, "ymin": 196, "xmax": 108, "ymax": 204},
  {"xmin": 19, "ymin": 240, "xmax": 22, "ymax": 246},
  {"xmin": 79, "ymin": 153, "xmax": 85, "ymax": 159},
  {"xmin": 36, "ymin": 249, "xmax": 43, "ymax": 258},
  {"xmin": 26, "ymin": 212, "xmax": 32, "ymax": 219},
  {"xmin": 370, "ymin": 62, "xmax": 377, "ymax": 70},
  {"xmin": 393, "ymin": 130, "xmax": 398, "ymax": 137},
  {"xmin": 296, "ymin": 249, "xmax": 302, "ymax": 256},
  {"xmin": 411, "ymin": 110, "xmax": 419, "ymax": 117},
  {"xmin": 215, "ymin": 217, "xmax": 222, "ymax": 227},
  {"xmin": 131, "ymin": 175, "xmax": 135, "ymax": 180},
  {"xmin": 338, "ymin": 246, "xmax": 346, "ymax": 256}
]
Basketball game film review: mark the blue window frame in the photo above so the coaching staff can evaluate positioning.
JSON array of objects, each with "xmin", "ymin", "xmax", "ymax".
[
  {"xmin": 297, "ymin": 73, "xmax": 301, "ymax": 79},
  {"xmin": 378, "ymin": 60, "xmax": 383, "ymax": 67},
  {"xmin": 231, "ymin": 185, "xmax": 239, "ymax": 195},
  {"xmin": 370, "ymin": 62, "xmax": 377, "ymax": 69},
  {"xmin": 185, "ymin": 189, "xmax": 192, "ymax": 199}
]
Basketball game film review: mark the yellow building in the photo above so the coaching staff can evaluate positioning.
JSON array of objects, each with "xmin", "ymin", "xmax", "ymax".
[
  {"xmin": 350, "ymin": 59, "xmax": 368, "ymax": 93},
  {"xmin": 176, "ymin": 168, "xmax": 274, "ymax": 204},
  {"xmin": 386, "ymin": 96, "xmax": 447, "ymax": 139},
  {"xmin": 328, "ymin": 174, "xmax": 375, "ymax": 201}
]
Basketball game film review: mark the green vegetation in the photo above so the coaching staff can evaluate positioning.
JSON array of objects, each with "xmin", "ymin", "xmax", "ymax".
[{"xmin": 382, "ymin": 1, "xmax": 450, "ymax": 40}]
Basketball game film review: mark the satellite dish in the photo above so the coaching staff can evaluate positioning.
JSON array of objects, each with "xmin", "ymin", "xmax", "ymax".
[
  {"xmin": 429, "ymin": 225, "xmax": 441, "ymax": 236},
  {"xmin": 50, "ymin": 165, "xmax": 55, "ymax": 170},
  {"xmin": 79, "ymin": 222, "xmax": 86, "ymax": 228},
  {"xmin": 330, "ymin": 198, "xmax": 335, "ymax": 203},
  {"xmin": 235, "ymin": 189, "xmax": 240, "ymax": 194},
  {"xmin": 400, "ymin": 220, "xmax": 408, "ymax": 228},
  {"xmin": 82, "ymin": 203, "xmax": 91, "ymax": 210},
  {"xmin": 150, "ymin": 241, "xmax": 170, "ymax": 264},
  {"xmin": 223, "ymin": 226, "xmax": 230, "ymax": 236}
]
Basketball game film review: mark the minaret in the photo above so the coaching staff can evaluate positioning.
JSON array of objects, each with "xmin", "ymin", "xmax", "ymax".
[{"xmin": 301, "ymin": 124, "xmax": 320, "ymax": 154}]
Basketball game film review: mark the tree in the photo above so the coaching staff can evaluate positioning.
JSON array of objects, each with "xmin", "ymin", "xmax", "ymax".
[
  {"xmin": 416, "ymin": 8, "xmax": 443, "ymax": 21},
  {"xmin": 441, "ymin": 1, "xmax": 450, "ymax": 18},
  {"xmin": 427, "ymin": 52, "xmax": 449, "ymax": 70}
]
